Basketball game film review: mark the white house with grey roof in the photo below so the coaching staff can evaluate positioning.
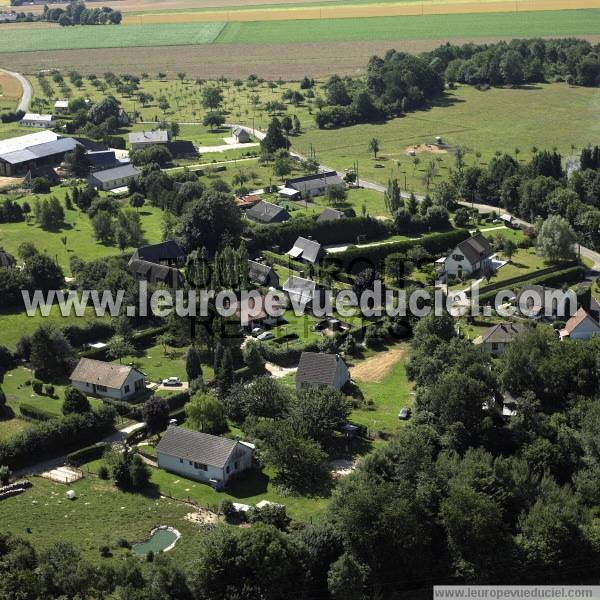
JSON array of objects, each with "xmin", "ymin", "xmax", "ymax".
[
  {"xmin": 287, "ymin": 236, "xmax": 324, "ymax": 264},
  {"xmin": 20, "ymin": 113, "xmax": 56, "ymax": 128},
  {"xmin": 88, "ymin": 163, "xmax": 141, "ymax": 190},
  {"xmin": 129, "ymin": 129, "xmax": 170, "ymax": 150},
  {"xmin": 285, "ymin": 171, "xmax": 343, "ymax": 198},
  {"xmin": 156, "ymin": 426, "xmax": 255, "ymax": 488},
  {"xmin": 296, "ymin": 352, "xmax": 349, "ymax": 392},
  {"xmin": 70, "ymin": 358, "xmax": 145, "ymax": 400},
  {"xmin": 439, "ymin": 233, "xmax": 493, "ymax": 280}
]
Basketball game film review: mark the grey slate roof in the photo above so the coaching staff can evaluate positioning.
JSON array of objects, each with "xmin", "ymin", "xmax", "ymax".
[
  {"xmin": 286, "ymin": 171, "xmax": 343, "ymax": 193},
  {"xmin": 129, "ymin": 130, "xmax": 169, "ymax": 145},
  {"xmin": 287, "ymin": 236, "xmax": 323, "ymax": 263},
  {"xmin": 156, "ymin": 426, "xmax": 240, "ymax": 468},
  {"xmin": 0, "ymin": 137, "xmax": 80, "ymax": 165},
  {"xmin": 317, "ymin": 207, "xmax": 345, "ymax": 222},
  {"xmin": 455, "ymin": 233, "xmax": 492, "ymax": 266},
  {"xmin": 129, "ymin": 259, "xmax": 184, "ymax": 288},
  {"xmin": 70, "ymin": 358, "xmax": 142, "ymax": 389},
  {"xmin": 480, "ymin": 322, "xmax": 526, "ymax": 344},
  {"xmin": 129, "ymin": 240, "xmax": 186, "ymax": 265},
  {"xmin": 282, "ymin": 275, "xmax": 316, "ymax": 300},
  {"xmin": 248, "ymin": 259, "xmax": 277, "ymax": 286},
  {"xmin": 87, "ymin": 150, "xmax": 120, "ymax": 171},
  {"xmin": 296, "ymin": 352, "xmax": 347, "ymax": 387},
  {"xmin": 90, "ymin": 163, "xmax": 140, "ymax": 183},
  {"xmin": 246, "ymin": 200, "xmax": 290, "ymax": 224}
]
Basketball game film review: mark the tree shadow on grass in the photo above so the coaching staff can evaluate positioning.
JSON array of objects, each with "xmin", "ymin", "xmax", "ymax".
[{"xmin": 227, "ymin": 469, "xmax": 269, "ymax": 499}]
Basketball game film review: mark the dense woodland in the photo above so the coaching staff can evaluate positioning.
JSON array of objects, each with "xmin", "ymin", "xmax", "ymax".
[{"xmin": 7, "ymin": 1, "xmax": 122, "ymax": 25}]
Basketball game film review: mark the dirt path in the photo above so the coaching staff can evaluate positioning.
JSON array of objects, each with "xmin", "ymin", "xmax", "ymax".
[{"xmin": 350, "ymin": 345, "xmax": 407, "ymax": 383}]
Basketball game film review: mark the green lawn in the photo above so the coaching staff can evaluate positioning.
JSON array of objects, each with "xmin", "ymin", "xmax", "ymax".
[
  {"xmin": 113, "ymin": 343, "xmax": 214, "ymax": 384},
  {"xmin": 350, "ymin": 343, "xmax": 414, "ymax": 434},
  {"xmin": 0, "ymin": 475, "xmax": 208, "ymax": 561},
  {"xmin": 485, "ymin": 247, "xmax": 549, "ymax": 286},
  {"xmin": 0, "ymin": 187, "xmax": 165, "ymax": 272},
  {"xmin": 295, "ymin": 83, "xmax": 600, "ymax": 192},
  {"xmin": 3, "ymin": 21, "xmax": 226, "ymax": 53}
]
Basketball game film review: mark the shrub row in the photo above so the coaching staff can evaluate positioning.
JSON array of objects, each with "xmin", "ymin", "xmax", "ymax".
[
  {"xmin": 65, "ymin": 442, "xmax": 108, "ymax": 467},
  {"xmin": 479, "ymin": 265, "xmax": 587, "ymax": 304},
  {"xmin": 19, "ymin": 403, "xmax": 57, "ymax": 422},
  {"xmin": 162, "ymin": 390, "xmax": 191, "ymax": 411},
  {"xmin": 248, "ymin": 216, "xmax": 390, "ymax": 253},
  {"xmin": 260, "ymin": 339, "xmax": 320, "ymax": 367},
  {"xmin": 325, "ymin": 228, "xmax": 470, "ymax": 271},
  {"xmin": 101, "ymin": 398, "xmax": 143, "ymax": 420},
  {"xmin": 0, "ymin": 406, "xmax": 116, "ymax": 469}
]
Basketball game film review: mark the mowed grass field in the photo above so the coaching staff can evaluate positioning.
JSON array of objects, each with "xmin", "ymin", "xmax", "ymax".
[
  {"xmin": 3, "ymin": 9, "xmax": 600, "ymax": 52},
  {"xmin": 294, "ymin": 83, "xmax": 600, "ymax": 190}
]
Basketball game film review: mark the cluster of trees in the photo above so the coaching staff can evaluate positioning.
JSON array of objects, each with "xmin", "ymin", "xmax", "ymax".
[
  {"xmin": 0, "ymin": 245, "xmax": 64, "ymax": 308},
  {"xmin": 43, "ymin": 1, "xmax": 122, "ymax": 26},
  {"xmin": 450, "ymin": 145, "xmax": 600, "ymax": 250},
  {"xmin": 63, "ymin": 95, "xmax": 126, "ymax": 140},
  {"xmin": 32, "ymin": 196, "xmax": 64, "ymax": 230},
  {"xmin": 427, "ymin": 38, "xmax": 600, "ymax": 88},
  {"xmin": 130, "ymin": 144, "xmax": 173, "ymax": 167},
  {"xmin": 0, "ymin": 198, "xmax": 26, "ymax": 223}
]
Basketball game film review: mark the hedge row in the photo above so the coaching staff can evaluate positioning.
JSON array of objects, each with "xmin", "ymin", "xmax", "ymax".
[
  {"xmin": 19, "ymin": 403, "xmax": 57, "ymax": 422},
  {"xmin": 479, "ymin": 265, "xmax": 587, "ymax": 304},
  {"xmin": 65, "ymin": 442, "xmax": 108, "ymax": 467},
  {"xmin": 78, "ymin": 325, "xmax": 168, "ymax": 360},
  {"xmin": 62, "ymin": 322, "xmax": 115, "ymax": 349},
  {"xmin": 163, "ymin": 390, "xmax": 190, "ymax": 411},
  {"xmin": 0, "ymin": 406, "xmax": 116, "ymax": 469},
  {"xmin": 325, "ymin": 228, "xmax": 470, "ymax": 271},
  {"xmin": 101, "ymin": 398, "xmax": 144, "ymax": 420},
  {"xmin": 248, "ymin": 216, "xmax": 390, "ymax": 253},
  {"xmin": 261, "ymin": 339, "xmax": 320, "ymax": 367}
]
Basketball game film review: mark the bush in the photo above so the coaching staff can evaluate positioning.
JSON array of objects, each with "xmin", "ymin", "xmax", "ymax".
[
  {"xmin": 66, "ymin": 443, "xmax": 107, "ymax": 467},
  {"xmin": 116, "ymin": 538, "xmax": 131, "ymax": 549},
  {"xmin": 248, "ymin": 216, "xmax": 389, "ymax": 254},
  {"xmin": 20, "ymin": 404, "xmax": 56, "ymax": 422},
  {"xmin": 220, "ymin": 498, "xmax": 236, "ymax": 519},
  {"xmin": 0, "ymin": 406, "xmax": 116, "ymax": 469},
  {"xmin": 32, "ymin": 380, "xmax": 43, "ymax": 394},
  {"xmin": 327, "ymin": 228, "xmax": 469, "ymax": 271},
  {"xmin": 44, "ymin": 384, "xmax": 55, "ymax": 397},
  {"xmin": 99, "ymin": 545, "xmax": 111, "ymax": 558},
  {"xmin": 0, "ymin": 465, "xmax": 10, "ymax": 485},
  {"xmin": 98, "ymin": 465, "xmax": 109, "ymax": 480}
]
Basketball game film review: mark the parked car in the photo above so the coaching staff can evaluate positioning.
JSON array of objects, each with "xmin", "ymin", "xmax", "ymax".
[
  {"xmin": 251, "ymin": 327, "xmax": 264, "ymax": 337},
  {"xmin": 162, "ymin": 376, "xmax": 182, "ymax": 386},
  {"xmin": 314, "ymin": 319, "xmax": 329, "ymax": 331},
  {"xmin": 256, "ymin": 331, "xmax": 274, "ymax": 341},
  {"xmin": 398, "ymin": 407, "xmax": 411, "ymax": 420}
]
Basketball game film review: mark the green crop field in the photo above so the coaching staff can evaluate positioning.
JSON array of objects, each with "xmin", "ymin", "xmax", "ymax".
[
  {"xmin": 3, "ymin": 9, "xmax": 600, "ymax": 53},
  {"xmin": 214, "ymin": 9, "xmax": 600, "ymax": 44},
  {"xmin": 0, "ymin": 21, "xmax": 226, "ymax": 53}
]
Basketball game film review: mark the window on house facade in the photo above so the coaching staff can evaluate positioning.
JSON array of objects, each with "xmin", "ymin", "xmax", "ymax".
[
  {"xmin": 194, "ymin": 462, "xmax": 207, "ymax": 471},
  {"xmin": 180, "ymin": 458, "xmax": 183, "ymax": 464},
  {"xmin": 234, "ymin": 461, "xmax": 239, "ymax": 470},
  {"xmin": 226, "ymin": 466, "xmax": 230, "ymax": 474},
  {"xmin": 452, "ymin": 254, "xmax": 464, "ymax": 261},
  {"xmin": 124, "ymin": 385, "xmax": 130, "ymax": 393},
  {"xmin": 96, "ymin": 384, "xmax": 107, "ymax": 392}
]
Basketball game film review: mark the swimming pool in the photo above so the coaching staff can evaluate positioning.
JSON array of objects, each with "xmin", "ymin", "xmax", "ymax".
[{"xmin": 132, "ymin": 526, "xmax": 181, "ymax": 555}]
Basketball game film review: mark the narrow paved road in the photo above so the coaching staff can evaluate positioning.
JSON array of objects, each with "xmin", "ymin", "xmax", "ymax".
[{"xmin": 0, "ymin": 68, "xmax": 32, "ymax": 112}]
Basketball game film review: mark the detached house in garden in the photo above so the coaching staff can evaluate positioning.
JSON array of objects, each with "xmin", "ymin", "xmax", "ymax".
[
  {"xmin": 128, "ymin": 129, "xmax": 171, "ymax": 150},
  {"xmin": 559, "ymin": 308, "xmax": 600, "ymax": 341},
  {"xmin": 438, "ymin": 233, "xmax": 493, "ymax": 280},
  {"xmin": 245, "ymin": 200, "xmax": 290, "ymax": 224},
  {"xmin": 88, "ymin": 163, "xmax": 141, "ymax": 191},
  {"xmin": 296, "ymin": 352, "xmax": 349, "ymax": 392},
  {"xmin": 287, "ymin": 236, "xmax": 324, "ymax": 264},
  {"xmin": 70, "ymin": 358, "xmax": 145, "ymax": 401},
  {"xmin": 129, "ymin": 240, "xmax": 186, "ymax": 268},
  {"xmin": 285, "ymin": 171, "xmax": 343, "ymax": 198},
  {"xmin": 474, "ymin": 322, "xmax": 527, "ymax": 355},
  {"xmin": 156, "ymin": 425, "xmax": 255, "ymax": 489}
]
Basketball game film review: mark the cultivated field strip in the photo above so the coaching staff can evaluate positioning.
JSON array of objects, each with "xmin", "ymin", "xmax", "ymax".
[{"xmin": 122, "ymin": 0, "xmax": 600, "ymax": 24}]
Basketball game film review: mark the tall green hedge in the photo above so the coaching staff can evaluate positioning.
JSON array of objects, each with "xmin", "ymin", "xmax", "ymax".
[
  {"xmin": 248, "ymin": 216, "xmax": 390, "ymax": 253},
  {"xmin": 325, "ymin": 228, "xmax": 470, "ymax": 271}
]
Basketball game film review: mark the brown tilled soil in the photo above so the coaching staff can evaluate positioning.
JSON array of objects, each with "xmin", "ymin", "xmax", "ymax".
[
  {"xmin": 406, "ymin": 143, "xmax": 448, "ymax": 155},
  {"xmin": 4, "ymin": 35, "xmax": 600, "ymax": 79},
  {"xmin": 350, "ymin": 344, "xmax": 407, "ymax": 383},
  {"xmin": 0, "ymin": 72, "xmax": 22, "ymax": 99}
]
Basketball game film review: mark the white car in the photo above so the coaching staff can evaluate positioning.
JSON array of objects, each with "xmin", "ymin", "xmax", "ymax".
[
  {"xmin": 162, "ymin": 376, "xmax": 182, "ymax": 386},
  {"xmin": 251, "ymin": 327, "xmax": 264, "ymax": 337},
  {"xmin": 256, "ymin": 331, "xmax": 274, "ymax": 341}
]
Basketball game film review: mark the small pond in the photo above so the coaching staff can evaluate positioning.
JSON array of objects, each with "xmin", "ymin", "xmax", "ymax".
[{"xmin": 132, "ymin": 526, "xmax": 180, "ymax": 555}]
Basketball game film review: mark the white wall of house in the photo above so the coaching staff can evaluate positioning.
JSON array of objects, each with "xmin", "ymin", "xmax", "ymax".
[
  {"xmin": 91, "ymin": 174, "xmax": 138, "ymax": 191},
  {"xmin": 443, "ymin": 247, "xmax": 478, "ymax": 278},
  {"xmin": 71, "ymin": 370, "xmax": 144, "ymax": 401},
  {"xmin": 157, "ymin": 443, "xmax": 253, "ymax": 486},
  {"xmin": 570, "ymin": 317, "xmax": 600, "ymax": 340}
]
